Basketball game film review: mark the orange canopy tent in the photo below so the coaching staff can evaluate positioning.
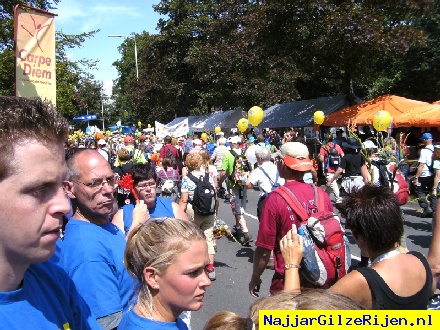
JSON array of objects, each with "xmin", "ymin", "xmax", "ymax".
[
  {"xmin": 323, "ymin": 94, "xmax": 429, "ymax": 127},
  {"xmin": 394, "ymin": 104, "xmax": 440, "ymax": 127}
]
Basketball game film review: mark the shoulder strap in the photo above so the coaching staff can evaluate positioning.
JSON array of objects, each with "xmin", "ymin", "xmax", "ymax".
[
  {"xmin": 203, "ymin": 172, "xmax": 211, "ymax": 183},
  {"xmin": 259, "ymin": 166, "xmax": 274, "ymax": 185},
  {"xmin": 273, "ymin": 186, "xmax": 309, "ymax": 221},
  {"xmin": 230, "ymin": 149, "xmax": 239, "ymax": 158},
  {"xmin": 187, "ymin": 172, "xmax": 200, "ymax": 183}
]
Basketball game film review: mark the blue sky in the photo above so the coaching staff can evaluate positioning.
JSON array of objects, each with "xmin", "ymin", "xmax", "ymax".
[{"xmin": 53, "ymin": 0, "xmax": 162, "ymax": 95}]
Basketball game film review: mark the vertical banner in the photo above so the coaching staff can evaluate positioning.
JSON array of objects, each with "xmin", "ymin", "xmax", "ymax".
[
  {"xmin": 155, "ymin": 121, "xmax": 168, "ymax": 139},
  {"xmin": 14, "ymin": 5, "xmax": 57, "ymax": 104}
]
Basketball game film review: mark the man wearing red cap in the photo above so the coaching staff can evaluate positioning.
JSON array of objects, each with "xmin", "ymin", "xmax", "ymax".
[{"xmin": 249, "ymin": 142, "xmax": 333, "ymax": 296}]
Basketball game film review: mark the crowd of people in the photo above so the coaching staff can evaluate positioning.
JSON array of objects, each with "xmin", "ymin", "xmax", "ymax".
[{"xmin": 1, "ymin": 96, "xmax": 440, "ymax": 330}]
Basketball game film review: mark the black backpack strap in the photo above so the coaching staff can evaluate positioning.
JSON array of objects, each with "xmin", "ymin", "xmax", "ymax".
[
  {"xmin": 203, "ymin": 172, "xmax": 210, "ymax": 183},
  {"xmin": 187, "ymin": 172, "xmax": 200, "ymax": 183},
  {"xmin": 230, "ymin": 149, "xmax": 239, "ymax": 158}
]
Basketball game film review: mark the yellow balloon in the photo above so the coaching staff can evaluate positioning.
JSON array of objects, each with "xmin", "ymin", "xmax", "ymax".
[
  {"xmin": 106, "ymin": 130, "xmax": 111, "ymax": 137},
  {"xmin": 373, "ymin": 110, "xmax": 392, "ymax": 132},
  {"xmin": 237, "ymin": 118, "xmax": 249, "ymax": 132},
  {"xmin": 248, "ymin": 106, "xmax": 264, "ymax": 126},
  {"xmin": 201, "ymin": 132, "xmax": 207, "ymax": 140},
  {"xmin": 137, "ymin": 131, "xmax": 142, "ymax": 138},
  {"xmin": 148, "ymin": 123, "xmax": 151, "ymax": 128},
  {"xmin": 214, "ymin": 126, "xmax": 221, "ymax": 134},
  {"xmin": 314, "ymin": 110, "xmax": 325, "ymax": 125},
  {"xmin": 138, "ymin": 121, "xmax": 142, "ymax": 127},
  {"xmin": 123, "ymin": 111, "xmax": 129, "ymax": 118}
]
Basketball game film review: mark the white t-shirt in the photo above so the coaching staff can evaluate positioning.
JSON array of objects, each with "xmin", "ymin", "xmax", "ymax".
[
  {"xmin": 418, "ymin": 145, "xmax": 434, "ymax": 177},
  {"xmin": 248, "ymin": 161, "xmax": 284, "ymax": 196}
]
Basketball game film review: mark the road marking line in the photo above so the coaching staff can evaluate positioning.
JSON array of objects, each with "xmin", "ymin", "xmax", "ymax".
[{"xmin": 243, "ymin": 211, "xmax": 258, "ymax": 220}]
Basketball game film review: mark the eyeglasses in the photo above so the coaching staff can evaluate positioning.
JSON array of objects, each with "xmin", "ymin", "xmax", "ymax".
[
  {"xmin": 135, "ymin": 182, "xmax": 157, "ymax": 190},
  {"xmin": 74, "ymin": 176, "xmax": 116, "ymax": 191}
]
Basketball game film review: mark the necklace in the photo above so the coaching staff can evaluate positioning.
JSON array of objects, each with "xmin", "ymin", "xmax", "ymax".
[{"xmin": 371, "ymin": 249, "xmax": 400, "ymax": 267}]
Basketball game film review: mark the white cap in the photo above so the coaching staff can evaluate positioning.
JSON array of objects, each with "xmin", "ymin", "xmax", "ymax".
[
  {"xmin": 229, "ymin": 136, "xmax": 241, "ymax": 144},
  {"xmin": 98, "ymin": 139, "xmax": 106, "ymax": 145}
]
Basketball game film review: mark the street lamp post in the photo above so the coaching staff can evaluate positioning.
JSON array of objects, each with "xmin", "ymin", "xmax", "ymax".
[
  {"xmin": 108, "ymin": 33, "xmax": 139, "ymax": 79},
  {"xmin": 101, "ymin": 87, "xmax": 105, "ymax": 131}
]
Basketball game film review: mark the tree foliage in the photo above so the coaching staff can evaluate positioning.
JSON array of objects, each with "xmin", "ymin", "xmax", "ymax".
[{"xmin": 112, "ymin": 0, "xmax": 437, "ymax": 124}]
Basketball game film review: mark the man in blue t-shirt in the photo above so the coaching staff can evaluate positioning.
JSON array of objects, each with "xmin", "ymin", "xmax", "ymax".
[
  {"xmin": 60, "ymin": 149, "xmax": 140, "ymax": 329},
  {"xmin": 0, "ymin": 97, "xmax": 100, "ymax": 329}
]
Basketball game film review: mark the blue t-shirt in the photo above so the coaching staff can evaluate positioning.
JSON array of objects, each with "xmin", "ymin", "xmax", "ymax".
[
  {"xmin": 56, "ymin": 218, "xmax": 134, "ymax": 319},
  {"xmin": 119, "ymin": 308, "xmax": 188, "ymax": 330},
  {"xmin": 122, "ymin": 197, "xmax": 175, "ymax": 234},
  {"xmin": 0, "ymin": 261, "xmax": 101, "ymax": 329}
]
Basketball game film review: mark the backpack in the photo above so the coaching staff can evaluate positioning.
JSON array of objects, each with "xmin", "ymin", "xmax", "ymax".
[
  {"xmin": 387, "ymin": 163, "xmax": 410, "ymax": 206},
  {"xmin": 187, "ymin": 172, "xmax": 216, "ymax": 215},
  {"xmin": 372, "ymin": 160, "xmax": 409, "ymax": 206},
  {"xmin": 274, "ymin": 185, "xmax": 351, "ymax": 288},
  {"xmin": 229, "ymin": 149, "xmax": 251, "ymax": 187},
  {"xmin": 162, "ymin": 145, "xmax": 176, "ymax": 161},
  {"xmin": 325, "ymin": 144, "xmax": 341, "ymax": 170}
]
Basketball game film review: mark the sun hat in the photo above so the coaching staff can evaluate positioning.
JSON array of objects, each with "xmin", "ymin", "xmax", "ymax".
[
  {"xmin": 97, "ymin": 139, "xmax": 106, "ymax": 146},
  {"xmin": 229, "ymin": 136, "xmax": 241, "ymax": 144},
  {"xmin": 420, "ymin": 132, "xmax": 433, "ymax": 140},
  {"xmin": 249, "ymin": 137, "xmax": 255, "ymax": 143},
  {"xmin": 342, "ymin": 137, "xmax": 361, "ymax": 150},
  {"xmin": 276, "ymin": 142, "xmax": 312, "ymax": 171},
  {"xmin": 363, "ymin": 140, "xmax": 377, "ymax": 149}
]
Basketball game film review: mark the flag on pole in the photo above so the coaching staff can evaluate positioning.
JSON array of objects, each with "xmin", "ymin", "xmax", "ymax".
[{"xmin": 14, "ymin": 5, "xmax": 57, "ymax": 104}]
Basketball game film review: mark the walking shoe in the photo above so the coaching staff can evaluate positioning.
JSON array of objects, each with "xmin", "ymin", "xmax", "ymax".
[
  {"xmin": 207, "ymin": 268, "xmax": 216, "ymax": 281},
  {"xmin": 421, "ymin": 207, "xmax": 433, "ymax": 218},
  {"xmin": 241, "ymin": 233, "xmax": 254, "ymax": 246}
]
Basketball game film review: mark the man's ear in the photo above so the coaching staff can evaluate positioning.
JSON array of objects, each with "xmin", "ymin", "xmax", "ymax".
[{"xmin": 63, "ymin": 181, "xmax": 76, "ymax": 199}]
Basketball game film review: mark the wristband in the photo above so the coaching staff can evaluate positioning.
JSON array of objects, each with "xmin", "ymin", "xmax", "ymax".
[{"xmin": 285, "ymin": 264, "xmax": 300, "ymax": 269}]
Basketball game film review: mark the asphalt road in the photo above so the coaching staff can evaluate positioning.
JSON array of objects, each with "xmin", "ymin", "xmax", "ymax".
[{"xmin": 190, "ymin": 187, "xmax": 433, "ymax": 330}]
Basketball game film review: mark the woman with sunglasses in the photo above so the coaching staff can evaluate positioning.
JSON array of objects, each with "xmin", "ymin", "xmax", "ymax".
[
  {"xmin": 112, "ymin": 164, "xmax": 188, "ymax": 237},
  {"xmin": 119, "ymin": 218, "xmax": 212, "ymax": 329}
]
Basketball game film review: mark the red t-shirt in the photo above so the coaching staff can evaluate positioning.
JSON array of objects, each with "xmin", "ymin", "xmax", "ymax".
[
  {"xmin": 319, "ymin": 142, "xmax": 343, "ymax": 173},
  {"xmin": 256, "ymin": 180, "xmax": 333, "ymax": 294}
]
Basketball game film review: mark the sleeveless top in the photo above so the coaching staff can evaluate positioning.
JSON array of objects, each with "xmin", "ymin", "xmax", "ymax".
[
  {"xmin": 122, "ymin": 197, "xmax": 175, "ymax": 234},
  {"xmin": 357, "ymin": 251, "xmax": 432, "ymax": 309}
]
